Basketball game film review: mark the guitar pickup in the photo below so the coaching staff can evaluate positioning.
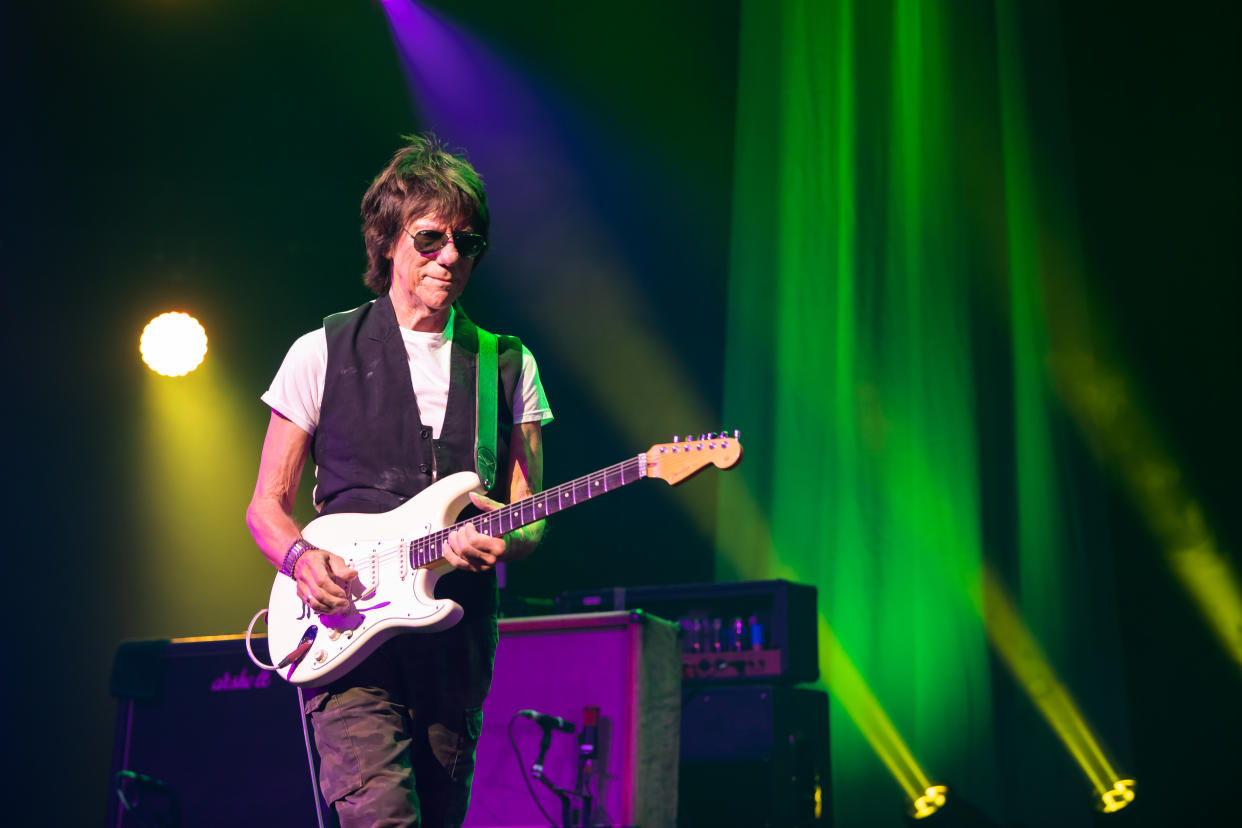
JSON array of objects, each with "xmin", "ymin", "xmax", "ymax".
[{"xmin": 344, "ymin": 551, "xmax": 378, "ymax": 601}]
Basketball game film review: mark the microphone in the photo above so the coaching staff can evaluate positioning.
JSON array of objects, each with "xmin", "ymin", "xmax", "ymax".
[
  {"xmin": 579, "ymin": 705, "xmax": 599, "ymax": 759},
  {"xmin": 518, "ymin": 708, "xmax": 576, "ymax": 733}
]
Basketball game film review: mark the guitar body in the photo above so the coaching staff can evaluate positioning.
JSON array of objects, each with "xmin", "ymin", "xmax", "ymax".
[{"xmin": 266, "ymin": 470, "xmax": 484, "ymax": 687}]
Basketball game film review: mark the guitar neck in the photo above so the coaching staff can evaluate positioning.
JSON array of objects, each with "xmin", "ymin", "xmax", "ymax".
[{"xmin": 410, "ymin": 455, "xmax": 648, "ymax": 568}]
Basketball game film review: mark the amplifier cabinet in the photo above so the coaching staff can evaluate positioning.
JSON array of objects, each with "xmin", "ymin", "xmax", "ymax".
[
  {"xmin": 556, "ymin": 580, "xmax": 819, "ymax": 684},
  {"xmin": 679, "ymin": 684, "xmax": 831, "ymax": 828},
  {"xmin": 466, "ymin": 611, "xmax": 681, "ymax": 828},
  {"xmin": 107, "ymin": 635, "xmax": 323, "ymax": 828}
]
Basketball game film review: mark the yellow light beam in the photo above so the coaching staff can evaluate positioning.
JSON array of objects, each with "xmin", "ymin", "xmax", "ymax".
[
  {"xmin": 980, "ymin": 565, "xmax": 1133, "ymax": 811},
  {"xmin": 820, "ymin": 615, "xmax": 938, "ymax": 803},
  {"xmin": 1053, "ymin": 348, "xmax": 1242, "ymax": 676},
  {"xmin": 137, "ymin": 355, "xmax": 269, "ymax": 635}
]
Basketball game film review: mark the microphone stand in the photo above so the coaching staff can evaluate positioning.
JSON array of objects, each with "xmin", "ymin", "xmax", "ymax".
[
  {"xmin": 575, "ymin": 707, "xmax": 598, "ymax": 828},
  {"xmin": 529, "ymin": 722, "xmax": 592, "ymax": 828},
  {"xmin": 573, "ymin": 753, "xmax": 594, "ymax": 828}
]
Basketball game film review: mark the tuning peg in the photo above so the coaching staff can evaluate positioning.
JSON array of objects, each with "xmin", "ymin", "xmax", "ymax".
[
  {"xmin": 672, "ymin": 435, "xmax": 680, "ymax": 443},
  {"xmin": 685, "ymin": 435, "xmax": 694, "ymax": 443}
]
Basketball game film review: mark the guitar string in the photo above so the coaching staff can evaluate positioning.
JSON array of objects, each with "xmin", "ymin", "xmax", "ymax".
[{"xmin": 349, "ymin": 457, "xmax": 646, "ymax": 576}]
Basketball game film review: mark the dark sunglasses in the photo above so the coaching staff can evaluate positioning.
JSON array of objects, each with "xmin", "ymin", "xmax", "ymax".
[{"xmin": 406, "ymin": 228, "xmax": 487, "ymax": 259}]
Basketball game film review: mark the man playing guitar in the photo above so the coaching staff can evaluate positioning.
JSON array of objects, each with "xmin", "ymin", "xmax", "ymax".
[{"xmin": 246, "ymin": 134, "xmax": 551, "ymax": 828}]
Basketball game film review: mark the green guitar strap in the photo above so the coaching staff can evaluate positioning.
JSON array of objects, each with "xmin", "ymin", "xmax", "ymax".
[{"xmin": 474, "ymin": 323, "xmax": 499, "ymax": 492}]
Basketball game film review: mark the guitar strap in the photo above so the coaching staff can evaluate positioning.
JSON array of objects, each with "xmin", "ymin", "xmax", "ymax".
[{"xmin": 474, "ymin": 323, "xmax": 499, "ymax": 491}]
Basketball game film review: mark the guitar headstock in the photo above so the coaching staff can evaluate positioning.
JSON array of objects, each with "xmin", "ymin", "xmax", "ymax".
[{"xmin": 646, "ymin": 431, "xmax": 743, "ymax": 485}]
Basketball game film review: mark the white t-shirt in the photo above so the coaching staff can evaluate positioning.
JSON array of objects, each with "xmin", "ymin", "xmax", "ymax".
[{"xmin": 262, "ymin": 306, "xmax": 553, "ymax": 441}]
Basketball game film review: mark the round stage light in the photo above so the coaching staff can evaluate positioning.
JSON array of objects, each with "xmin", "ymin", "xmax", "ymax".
[
  {"xmin": 910, "ymin": 785, "xmax": 948, "ymax": 819},
  {"xmin": 140, "ymin": 312, "xmax": 208, "ymax": 376},
  {"xmin": 1099, "ymin": 779, "xmax": 1136, "ymax": 813}
]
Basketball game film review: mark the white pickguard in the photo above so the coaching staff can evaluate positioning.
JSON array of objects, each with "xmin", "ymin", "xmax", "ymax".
[{"xmin": 265, "ymin": 471, "xmax": 483, "ymax": 687}]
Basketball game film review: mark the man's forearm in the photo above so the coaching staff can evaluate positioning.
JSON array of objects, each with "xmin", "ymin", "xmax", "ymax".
[{"xmin": 246, "ymin": 496, "xmax": 305, "ymax": 571}]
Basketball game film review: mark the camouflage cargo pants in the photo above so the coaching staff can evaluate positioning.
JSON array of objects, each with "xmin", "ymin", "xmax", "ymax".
[{"xmin": 305, "ymin": 616, "xmax": 498, "ymax": 828}]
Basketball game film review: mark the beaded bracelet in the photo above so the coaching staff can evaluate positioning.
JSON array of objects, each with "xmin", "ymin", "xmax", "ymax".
[{"xmin": 279, "ymin": 538, "xmax": 317, "ymax": 578}]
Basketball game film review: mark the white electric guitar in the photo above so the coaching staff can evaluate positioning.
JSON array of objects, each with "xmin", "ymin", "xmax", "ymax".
[{"xmin": 249, "ymin": 432, "xmax": 742, "ymax": 686}]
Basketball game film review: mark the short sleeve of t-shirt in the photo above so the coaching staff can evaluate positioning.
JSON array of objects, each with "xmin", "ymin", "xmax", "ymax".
[{"xmin": 261, "ymin": 329, "xmax": 326, "ymax": 435}]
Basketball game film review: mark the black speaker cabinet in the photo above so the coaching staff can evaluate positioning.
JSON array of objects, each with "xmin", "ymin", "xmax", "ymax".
[
  {"xmin": 108, "ymin": 635, "xmax": 325, "ymax": 828},
  {"xmin": 679, "ymin": 684, "xmax": 831, "ymax": 828}
]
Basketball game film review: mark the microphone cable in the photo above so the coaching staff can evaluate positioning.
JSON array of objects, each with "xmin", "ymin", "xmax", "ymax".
[
  {"xmin": 297, "ymin": 687, "xmax": 328, "ymax": 828},
  {"xmin": 508, "ymin": 711, "xmax": 562, "ymax": 826}
]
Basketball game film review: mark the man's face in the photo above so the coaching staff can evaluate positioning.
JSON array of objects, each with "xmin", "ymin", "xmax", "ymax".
[{"xmin": 388, "ymin": 213, "xmax": 477, "ymax": 317}]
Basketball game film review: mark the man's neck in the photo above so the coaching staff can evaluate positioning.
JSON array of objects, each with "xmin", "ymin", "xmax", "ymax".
[{"xmin": 391, "ymin": 294, "xmax": 452, "ymax": 333}]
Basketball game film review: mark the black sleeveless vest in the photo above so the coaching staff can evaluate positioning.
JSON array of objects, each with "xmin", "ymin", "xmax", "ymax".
[{"xmin": 311, "ymin": 294, "xmax": 522, "ymax": 616}]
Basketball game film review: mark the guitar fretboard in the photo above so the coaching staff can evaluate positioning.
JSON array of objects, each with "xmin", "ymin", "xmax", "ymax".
[{"xmin": 409, "ymin": 455, "xmax": 647, "ymax": 567}]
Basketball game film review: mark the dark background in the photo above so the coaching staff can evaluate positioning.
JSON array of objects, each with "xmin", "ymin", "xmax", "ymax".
[{"xmin": 5, "ymin": 1, "xmax": 1239, "ymax": 825}]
